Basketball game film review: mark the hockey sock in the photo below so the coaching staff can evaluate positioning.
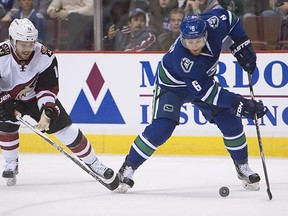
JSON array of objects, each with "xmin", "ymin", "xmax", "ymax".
[
  {"xmin": 0, "ymin": 125, "xmax": 20, "ymax": 162},
  {"xmin": 213, "ymin": 108, "xmax": 247, "ymax": 164},
  {"xmin": 126, "ymin": 118, "xmax": 176, "ymax": 169},
  {"xmin": 55, "ymin": 124, "xmax": 97, "ymax": 164},
  {"xmin": 125, "ymin": 133, "xmax": 156, "ymax": 169},
  {"xmin": 223, "ymin": 131, "xmax": 248, "ymax": 164}
]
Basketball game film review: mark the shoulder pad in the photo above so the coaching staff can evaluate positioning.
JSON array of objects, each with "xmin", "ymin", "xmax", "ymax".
[
  {"xmin": 41, "ymin": 45, "xmax": 53, "ymax": 57},
  {"xmin": 0, "ymin": 43, "xmax": 11, "ymax": 57}
]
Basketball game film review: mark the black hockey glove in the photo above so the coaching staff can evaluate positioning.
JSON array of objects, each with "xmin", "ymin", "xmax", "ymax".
[
  {"xmin": 35, "ymin": 102, "xmax": 60, "ymax": 131},
  {"xmin": 0, "ymin": 92, "xmax": 21, "ymax": 121},
  {"xmin": 234, "ymin": 97, "xmax": 267, "ymax": 119},
  {"xmin": 230, "ymin": 36, "xmax": 257, "ymax": 74}
]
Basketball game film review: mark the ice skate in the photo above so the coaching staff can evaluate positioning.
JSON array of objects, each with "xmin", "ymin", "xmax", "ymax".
[
  {"xmin": 234, "ymin": 162, "xmax": 260, "ymax": 191},
  {"xmin": 116, "ymin": 163, "xmax": 135, "ymax": 193},
  {"xmin": 2, "ymin": 159, "xmax": 19, "ymax": 186},
  {"xmin": 86, "ymin": 159, "xmax": 114, "ymax": 181}
]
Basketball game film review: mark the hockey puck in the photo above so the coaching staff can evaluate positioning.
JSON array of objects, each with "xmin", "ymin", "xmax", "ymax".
[{"xmin": 219, "ymin": 186, "xmax": 229, "ymax": 197}]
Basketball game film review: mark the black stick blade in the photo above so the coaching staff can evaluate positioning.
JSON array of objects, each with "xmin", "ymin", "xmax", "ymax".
[{"xmin": 267, "ymin": 189, "xmax": 273, "ymax": 200}]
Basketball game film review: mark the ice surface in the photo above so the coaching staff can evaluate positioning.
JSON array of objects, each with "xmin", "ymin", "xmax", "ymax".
[{"xmin": 0, "ymin": 154, "xmax": 287, "ymax": 216}]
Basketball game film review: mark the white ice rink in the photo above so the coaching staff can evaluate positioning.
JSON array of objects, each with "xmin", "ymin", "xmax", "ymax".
[{"xmin": 0, "ymin": 154, "xmax": 287, "ymax": 216}]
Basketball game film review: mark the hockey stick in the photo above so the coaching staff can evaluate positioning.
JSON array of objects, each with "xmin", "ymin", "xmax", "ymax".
[
  {"xmin": 247, "ymin": 74, "xmax": 273, "ymax": 200},
  {"xmin": 15, "ymin": 113, "xmax": 119, "ymax": 191}
]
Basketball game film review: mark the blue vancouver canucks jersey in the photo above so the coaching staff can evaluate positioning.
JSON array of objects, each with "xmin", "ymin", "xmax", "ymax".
[{"xmin": 158, "ymin": 8, "xmax": 248, "ymax": 109}]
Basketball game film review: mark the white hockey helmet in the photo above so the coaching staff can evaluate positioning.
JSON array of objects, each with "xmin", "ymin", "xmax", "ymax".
[{"xmin": 9, "ymin": 18, "xmax": 38, "ymax": 43}]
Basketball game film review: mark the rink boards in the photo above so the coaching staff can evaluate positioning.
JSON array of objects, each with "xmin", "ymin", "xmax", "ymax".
[{"xmin": 18, "ymin": 52, "xmax": 288, "ymax": 157}]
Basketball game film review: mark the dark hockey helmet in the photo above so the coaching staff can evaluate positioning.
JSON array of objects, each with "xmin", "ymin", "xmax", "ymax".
[{"xmin": 180, "ymin": 15, "xmax": 207, "ymax": 39}]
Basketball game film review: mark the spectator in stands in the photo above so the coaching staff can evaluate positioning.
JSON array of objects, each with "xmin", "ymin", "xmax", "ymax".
[
  {"xmin": 148, "ymin": 0, "xmax": 179, "ymax": 36},
  {"xmin": 218, "ymin": 0, "xmax": 244, "ymax": 18},
  {"xmin": 271, "ymin": 0, "xmax": 288, "ymax": 45},
  {"xmin": 157, "ymin": 8, "xmax": 185, "ymax": 51},
  {"xmin": 180, "ymin": 0, "xmax": 221, "ymax": 14},
  {"xmin": 275, "ymin": 0, "xmax": 288, "ymax": 15},
  {"xmin": 47, "ymin": 0, "xmax": 94, "ymax": 50},
  {"xmin": 102, "ymin": 0, "xmax": 131, "ymax": 38},
  {"xmin": 1, "ymin": 1, "xmax": 18, "ymax": 21},
  {"xmin": 180, "ymin": 0, "xmax": 200, "ymax": 13},
  {"xmin": 241, "ymin": 0, "xmax": 284, "ymax": 49},
  {"xmin": 103, "ymin": 7, "xmax": 159, "ymax": 51},
  {"xmin": 0, "ymin": 0, "xmax": 14, "ymax": 41},
  {"xmin": 0, "ymin": 0, "xmax": 14, "ymax": 19},
  {"xmin": 1, "ymin": 0, "xmax": 50, "ymax": 21},
  {"xmin": 275, "ymin": 1, "xmax": 288, "ymax": 24},
  {"xmin": 130, "ymin": 0, "xmax": 149, "ymax": 12},
  {"xmin": 242, "ymin": 0, "xmax": 279, "ymax": 20},
  {"xmin": 11, "ymin": 0, "xmax": 47, "ymax": 43}
]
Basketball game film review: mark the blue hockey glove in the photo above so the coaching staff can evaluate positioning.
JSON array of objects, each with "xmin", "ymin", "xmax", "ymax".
[
  {"xmin": 234, "ymin": 97, "xmax": 267, "ymax": 119},
  {"xmin": 230, "ymin": 36, "xmax": 257, "ymax": 74}
]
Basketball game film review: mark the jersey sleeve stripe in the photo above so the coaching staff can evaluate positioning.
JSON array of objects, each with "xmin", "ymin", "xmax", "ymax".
[
  {"xmin": 201, "ymin": 81, "xmax": 216, "ymax": 102},
  {"xmin": 158, "ymin": 61, "xmax": 187, "ymax": 87},
  {"xmin": 227, "ymin": 10, "xmax": 240, "ymax": 35}
]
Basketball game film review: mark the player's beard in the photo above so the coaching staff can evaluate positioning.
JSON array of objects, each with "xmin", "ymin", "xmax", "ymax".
[{"xmin": 16, "ymin": 50, "xmax": 32, "ymax": 60}]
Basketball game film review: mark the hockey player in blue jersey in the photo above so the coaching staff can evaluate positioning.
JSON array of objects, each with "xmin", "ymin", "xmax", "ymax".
[{"xmin": 117, "ymin": 8, "xmax": 268, "ymax": 193}]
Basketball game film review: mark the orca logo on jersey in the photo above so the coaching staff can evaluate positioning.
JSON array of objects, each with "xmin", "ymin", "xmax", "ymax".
[
  {"xmin": 181, "ymin": 57, "xmax": 193, "ymax": 73},
  {"xmin": 207, "ymin": 16, "xmax": 219, "ymax": 29}
]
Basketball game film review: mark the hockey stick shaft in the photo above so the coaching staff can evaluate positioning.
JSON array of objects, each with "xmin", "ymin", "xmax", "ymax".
[
  {"xmin": 247, "ymin": 74, "xmax": 273, "ymax": 200},
  {"xmin": 15, "ymin": 114, "xmax": 116, "ymax": 190}
]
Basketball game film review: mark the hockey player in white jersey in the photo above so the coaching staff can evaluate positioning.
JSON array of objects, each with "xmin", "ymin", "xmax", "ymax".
[{"xmin": 0, "ymin": 18, "xmax": 117, "ymax": 187}]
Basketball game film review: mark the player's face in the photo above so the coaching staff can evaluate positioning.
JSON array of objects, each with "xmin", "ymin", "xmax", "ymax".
[
  {"xmin": 183, "ymin": 37, "xmax": 206, "ymax": 56},
  {"xmin": 14, "ymin": 40, "xmax": 36, "ymax": 60}
]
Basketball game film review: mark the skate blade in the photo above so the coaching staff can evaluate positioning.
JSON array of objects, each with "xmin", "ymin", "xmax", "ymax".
[
  {"xmin": 242, "ymin": 180, "xmax": 260, "ymax": 191},
  {"xmin": 115, "ymin": 183, "xmax": 131, "ymax": 193},
  {"xmin": 5, "ymin": 177, "xmax": 17, "ymax": 186}
]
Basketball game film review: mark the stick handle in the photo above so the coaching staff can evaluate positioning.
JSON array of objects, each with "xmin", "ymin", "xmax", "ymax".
[{"xmin": 247, "ymin": 74, "xmax": 273, "ymax": 200}]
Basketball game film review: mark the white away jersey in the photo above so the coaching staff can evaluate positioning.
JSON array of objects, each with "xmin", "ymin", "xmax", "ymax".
[{"xmin": 0, "ymin": 40, "xmax": 58, "ymax": 104}]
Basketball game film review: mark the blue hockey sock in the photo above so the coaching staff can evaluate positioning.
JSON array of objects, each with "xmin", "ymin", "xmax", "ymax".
[
  {"xmin": 125, "ymin": 133, "xmax": 156, "ymax": 170},
  {"xmin": 223, "ymin": 131, "xmax": 248, "ymax": 164},
  {"xmin": 125, "ymin": 119, "xmax": 176, "ymax": 170}
]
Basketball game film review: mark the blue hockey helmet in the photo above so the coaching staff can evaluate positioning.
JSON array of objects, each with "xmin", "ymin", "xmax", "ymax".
[{"xmin": 180, "ymin": 15, "xmax": 207, "ymax": 39}]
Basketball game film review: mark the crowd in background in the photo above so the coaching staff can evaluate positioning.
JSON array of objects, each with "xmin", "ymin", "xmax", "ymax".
[{"xmin": 1, "ymin": 0, "xmax": 288, "ymax": 51}]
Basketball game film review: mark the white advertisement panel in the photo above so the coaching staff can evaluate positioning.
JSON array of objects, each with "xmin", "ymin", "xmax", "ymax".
[{"xmin": 54, "ymin": 52, "xmax": 287, "ymax": 138}]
